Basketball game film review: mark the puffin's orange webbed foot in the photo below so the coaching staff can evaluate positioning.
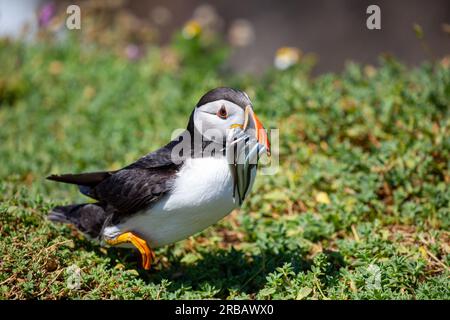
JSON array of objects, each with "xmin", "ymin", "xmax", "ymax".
[{"xmin": 106, "ymin": 232, "xmax": 154, "ymax": 270}]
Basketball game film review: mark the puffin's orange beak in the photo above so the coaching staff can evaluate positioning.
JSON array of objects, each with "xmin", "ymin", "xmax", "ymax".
[{"xmin": 243, "ymin": 106, "xmax": 270, "ymax": 156}]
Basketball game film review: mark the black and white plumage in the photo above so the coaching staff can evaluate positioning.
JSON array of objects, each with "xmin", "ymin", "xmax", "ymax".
[{"xmin": 47, "ymin": 87, "xmax": 270, "ymax": 265}]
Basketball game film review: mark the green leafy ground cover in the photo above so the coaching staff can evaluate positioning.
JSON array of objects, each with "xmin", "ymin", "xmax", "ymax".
[{"xmin": 0, "ymin": 36, "xmax": 449, "ymax": 299}]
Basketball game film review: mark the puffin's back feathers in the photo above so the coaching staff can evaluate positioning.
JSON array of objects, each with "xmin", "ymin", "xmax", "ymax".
[{"xmin": 47, "ymin": 140, "xmax": 183, "ymax": 223}]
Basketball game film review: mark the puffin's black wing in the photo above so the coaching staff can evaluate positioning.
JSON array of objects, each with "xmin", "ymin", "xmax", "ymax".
[
  {"xmin": 93, "ymin": 163, "xmax": 179, "ymax": 215},
  {"xmin": 47, "ymin": 139, "xmax": 183, "ymax": 215}
]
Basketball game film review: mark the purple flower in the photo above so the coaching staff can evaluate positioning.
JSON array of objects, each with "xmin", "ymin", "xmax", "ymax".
[
  {"xmin": 38, "ymin": 2, "xmax": 56, "ymax": 28},
  {"xmin": 125, "ymin": 44, "xmax": 141, "ymax": 60}
]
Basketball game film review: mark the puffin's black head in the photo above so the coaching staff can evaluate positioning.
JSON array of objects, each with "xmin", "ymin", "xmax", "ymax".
[
  {"xmin": 196, "ymin": 87, "xmax": 252, "ymax": 110},
  {"xmin": 187, "ymin": 87, "xmax": 270, "ymax": 154}
]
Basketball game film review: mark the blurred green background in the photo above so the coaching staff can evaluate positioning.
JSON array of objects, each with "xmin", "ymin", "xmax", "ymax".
[{"xmin": 0, "ymin": 1, "xmax": 449, "ymax": 299}]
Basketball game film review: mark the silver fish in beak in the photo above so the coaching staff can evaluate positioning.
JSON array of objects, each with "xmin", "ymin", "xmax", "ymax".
[{"xmin": 227, "ymin": 106, "xmax": 270, "ymax": 205}]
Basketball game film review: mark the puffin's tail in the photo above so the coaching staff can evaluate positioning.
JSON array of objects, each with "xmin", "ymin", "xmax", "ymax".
[{"xmin": 48, "ymin": 203, "xmax": 109, "ymax": 239}]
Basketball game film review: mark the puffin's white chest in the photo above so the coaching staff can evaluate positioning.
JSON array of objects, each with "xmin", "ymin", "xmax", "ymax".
[
  {"xmin": 164, "ymin": 157, "xmax": 235, "ymax": 213},
  {"xmin": 105, "ymin": 157, "xmax": 240, "ymax": 247}
]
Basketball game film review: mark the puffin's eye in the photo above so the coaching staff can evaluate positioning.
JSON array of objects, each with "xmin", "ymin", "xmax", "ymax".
[{"xmin": 217, "ymin": 105, "xmax": 228, "ymax": 119}]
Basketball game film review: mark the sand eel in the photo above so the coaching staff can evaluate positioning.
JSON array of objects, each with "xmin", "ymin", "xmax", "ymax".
[{"xmin": 47, "ymin": 87, "xmax": 270, "ymax": 270}]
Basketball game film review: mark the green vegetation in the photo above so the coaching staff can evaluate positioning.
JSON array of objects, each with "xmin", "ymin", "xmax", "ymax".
[{"xmin": 0, "ymin": 34, "xmax": 449, "ymax": 299}]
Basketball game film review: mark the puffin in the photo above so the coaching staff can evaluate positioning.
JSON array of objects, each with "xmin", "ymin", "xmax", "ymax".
[{"xmin": 47, "ymin": 87, "xmax": 270, "ymax": 270}]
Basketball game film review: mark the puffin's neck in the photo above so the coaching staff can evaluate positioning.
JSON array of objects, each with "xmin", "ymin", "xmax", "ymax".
[
  {"xmin": 185, "ymin": 113, "xmax": 227, "ymax": 159},
  {"xmin": 190, "ymin": 136, "xmax": 226, "ymax": 159}
]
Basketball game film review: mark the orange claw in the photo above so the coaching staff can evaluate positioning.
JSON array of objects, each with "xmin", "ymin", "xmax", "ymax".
[{"xmin": 106, "ymin": 232, "xmax": 154, "ymax": 270}]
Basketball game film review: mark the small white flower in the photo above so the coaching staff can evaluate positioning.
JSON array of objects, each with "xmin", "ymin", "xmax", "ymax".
[
  {"xmin": 66, "ymin": 264, "xmax": 82, "ymax": 290},
  {"xmin": 365, "ymin": 264, "xmax": 382, "ymax": 290},
  {"xmin": 228, "ymin": 19, "xmax": 255, "ymax": 47},
  {"xmin": 274, "ymin": 47, "xmax": 301, "ymax": 70}
]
